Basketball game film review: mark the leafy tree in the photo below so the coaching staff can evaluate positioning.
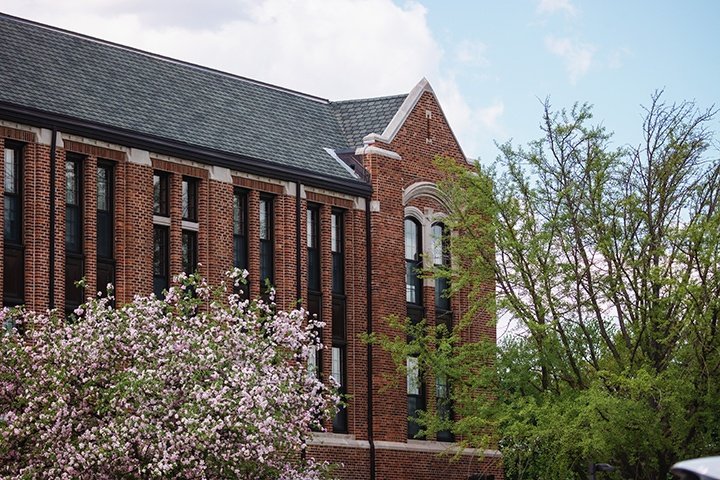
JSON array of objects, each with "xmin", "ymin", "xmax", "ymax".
[
  {"xmin": 384, "ymin": 93, "xmax": 720, "ymax": 479},
  {"xmin": 0, "ymin": 271, "xmax": 337, "ymax": 479}
]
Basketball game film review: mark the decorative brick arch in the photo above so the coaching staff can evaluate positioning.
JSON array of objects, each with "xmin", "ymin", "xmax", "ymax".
[{"xmin": 402, "ymin": 181, "xmax": 450, "ymax": 213}]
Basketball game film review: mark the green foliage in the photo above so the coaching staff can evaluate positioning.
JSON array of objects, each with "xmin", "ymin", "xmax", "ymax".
[{"xmin": 379, "ymin": 93, "xmax": 720, "ymax": 479}]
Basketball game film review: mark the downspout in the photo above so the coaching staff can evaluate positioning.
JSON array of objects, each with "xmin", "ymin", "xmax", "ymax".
[
  {"xmin": 297, "ymin": 181, "xmax": 305, "ymax": 464},
  {"xmin": 48, "ymin": 128, "xmax": 57, "ymax": 310},
  {"xmin": 365, "ymin": 195, "xmax": 376, "ymax": 480},
  {"xmin": 296, "ymin": 182, "xmax": 302, "ymax": 304}
]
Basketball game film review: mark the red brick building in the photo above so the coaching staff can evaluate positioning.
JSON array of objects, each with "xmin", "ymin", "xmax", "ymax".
[{"xmin": 0, "ymin": 13, "xmax": 501, "ymax": 479}]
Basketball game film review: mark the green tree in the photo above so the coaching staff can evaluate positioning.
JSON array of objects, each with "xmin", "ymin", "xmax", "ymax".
[{"xmin": 384, "ymin": 93, "xmax": 720, "ymax": 480}]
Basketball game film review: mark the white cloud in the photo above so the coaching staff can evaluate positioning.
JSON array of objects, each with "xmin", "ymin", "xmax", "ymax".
[
  {"xmin": 545, "ymin": 36, "xmax": 595, "ymax": 84},
  {"xmin": 607, "ymin": 47, "xmax": 632, "ymax": 70},
  {"xmin": 454, "ymin": 39, "xmax": 489, "ymax": 67},
  {"xmin": 431, "ymin": 75, "xmax": 505, "ymax": 162},
  {"xmin": 1, "ymin": 0, "xmax": 493, "ymax": 158},
  {"xmin": 2, "ymin": 0, "xmax": 439, "ymax": 99},
  {"xmin": 536, "ymin": 0, "xmax": 577, "ymax": 16}
]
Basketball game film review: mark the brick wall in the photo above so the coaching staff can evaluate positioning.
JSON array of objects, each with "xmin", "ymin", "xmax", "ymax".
[
  {"xmin": 346, "ymin": 89, "xmax": 500, "ymax": 478},
  {"xmin": 0, "ymin": 87, "xmax": 500, "ymax": 480}
]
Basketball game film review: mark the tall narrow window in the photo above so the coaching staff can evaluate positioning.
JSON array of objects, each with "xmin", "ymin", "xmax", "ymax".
[
  {"xmin": 153, "ymin": 172, "xmax": 169, "ymax": 216},
  {"xmin": 182, "ymin": 230, "xmax": 197, "ymax": 274},
  {"xmin": 432, "ymin": 223, "xmax": 451, "ymax": 322},
  {"xmin": 153, "ymin": 226, "xmax": 169, "ymax": 297},
  {"xmin": 331, "ymin": 209, "xmax": 347, "ymax": 432},
  {"xmin": 153, "ymin": 171, "xmax": 170, "ymax": 298},
  {"xmin": 306, "ymin": 291, "xmax": 322, "ymax": 380},
  {"xmin": 332, "ymin": 293, "xmax": 348, "ymax": 432},
  {"xmin": 405, "ymin": 216, "xmax": 425, "ymax": 438},
  {"xmin": 181, "ymin": 177, "xmax": 199, "ymax": 274},
  {"xmin": 233, "ymin": 189, "xmax": 249, "ymax": 298},
  {"xmin": 65, "ymin": 155, "xmax": 83, "ymax": 317},
  {"xmin": 306, "ymin": 205, "xmax": 322, "ymax": 378},
  {"xmin": 331, "ymin": 211, "xmax": 344, "ymax": 294},
  {"xmin": 3, "ymin": 143, "xmax": 23, "ymax": 306},
  {"xmin": 259, "ymin": 196, "xmax": 274, "ymax": 288},
  {"xmin": 182, "ymin": 177, "xmax": 197, "ymax": 222},
  {"xmin": 97, "ymin": 162, "xmax": 114, "ymax": 300},
  {"xmin": 435, "ymin": 372, "xmax": 453, "ymax": 442},
  {"xmin": 405, "ymin": 218, "xmax": 422, "ymax": 305},
  {"xmin": 307, "ymin": 205, "xmax": 320, "ymax": 293},
  {"xmin": 432, "ymin": 222, "xmax": 453, "ymax": 441}
]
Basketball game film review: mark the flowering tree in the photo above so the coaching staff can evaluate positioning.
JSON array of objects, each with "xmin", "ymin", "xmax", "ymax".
[{"xmin": 0, "ymin": 271, "xmax": 337, "ymax": 479}]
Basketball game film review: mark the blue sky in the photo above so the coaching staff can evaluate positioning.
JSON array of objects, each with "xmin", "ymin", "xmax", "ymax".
[
  {"xmin": 2, "ymin": 0, "xmax": 719, "ymax": 165},
  {"xmin": 422, "ymin": 0, "xmax": 720, "ymax": 163}
]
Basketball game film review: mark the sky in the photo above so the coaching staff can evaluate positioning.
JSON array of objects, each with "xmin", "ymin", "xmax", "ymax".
[{"xmin": 1, "ymin": 0, "xmax": 719, "ymax": 166}]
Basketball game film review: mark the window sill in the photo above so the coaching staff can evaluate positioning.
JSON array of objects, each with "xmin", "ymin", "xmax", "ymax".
[
  {"xmin": 182, "ymin": 220, "xmax": 199, "ymax": 231},
  {"xmin": 153, "ymin": 215, "xmax": 171, "ymax": 226}
]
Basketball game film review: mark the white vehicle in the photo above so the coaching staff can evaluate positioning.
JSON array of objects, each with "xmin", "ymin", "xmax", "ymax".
[{"xmin": 671, "ymin": 457, "xmax": 720, "ymax": 480}]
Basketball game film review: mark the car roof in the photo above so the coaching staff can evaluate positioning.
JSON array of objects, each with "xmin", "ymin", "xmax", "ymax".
[{"xmin": 672, "ymin": 457, "xmax": 720, "ymax": 480}]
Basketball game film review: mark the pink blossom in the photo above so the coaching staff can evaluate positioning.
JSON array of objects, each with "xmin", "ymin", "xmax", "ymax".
[{"xmin": 0, "ymin": 271, "xmax": 337, "ymax": 479}]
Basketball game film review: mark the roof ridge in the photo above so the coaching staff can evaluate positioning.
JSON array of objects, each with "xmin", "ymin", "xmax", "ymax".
[
  {"xmin": 331, "ymin": 93, "xmax": 408, "ymax": 105},
  {"xmin": 0, "ymin": 12, "xmax": 332, "ymax": 105}
]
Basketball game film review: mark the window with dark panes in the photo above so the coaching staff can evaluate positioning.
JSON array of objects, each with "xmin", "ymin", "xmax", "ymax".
[
  {"xmin": 180, "ymin": 176, "xmax": 198, "ymax": 275},
  {"xmin": 153, "ymin": 172, "xmax": 169, "ymax": 216},
  {"xmin": 332, "ymin": 296, "xmax": 348, "ymax": 433},
  {"xmin": 406, "ymin": 354, "xmax": 425, "ymax": 437},
  {"xmin": 153, "ymin": 170, "xmax": 170, "ymax": 299},
  {"xmin": 306, "ymin": 293, "xmax": 322, "ymax": 380},
  {"xmin": 3, "ymin": 142, "xmax": 24, "ymax": 306},
  {"xmin": 307, "ymin": 205, "xmax": 320, "ymax": 293},
  {"xmin": 233, "ymin": 189, "xmax": 249, "ymax": 298},
  {"xmin": 65, "ymin": 154, "xmax": 84, "ymax": 317},
  {"xmin": 182, "ymin": 229, "xmax": 197, "ymax": 274},
  {"xmin": 431, "ymin": 222, "xmax": 453, "ymax": 441},
  {"xmin": 259, "ymin": 196, "xmax": 274, "ymax": 288},
  {"xmin": 405, "ymin": 218, "xmax": 422, "ymax": 305},
  {"xmin": 405, "ymin": 216, "xmax": 425, "ymax": 439},
  {"xmin": 182, "ymin": 177, "xmax": 198, "ymax": 222},
  {"xmin": 233, "ymin": 189, "xmax": 248, "ymax": 270},
  {"xmin": 331, "ymin": 209, "xmax": 347, "ymax": 432},
  {"xmin": 306, "ymin": 206, "xmax": 322, "ymax": 382},
  {"xmin": 153, "ymin": 225, "xmax": 169, "ymax": 298},
  {"xmin": 432, "ymin": 223, "xmax": 451, "ymax": 321},
  {"xmin": 331, "ymin": 210, "xmax": 344, "ymax": 294},
  {"xmin": 96, "ymin": 162, "xmax": 115, "ymax": 300}
]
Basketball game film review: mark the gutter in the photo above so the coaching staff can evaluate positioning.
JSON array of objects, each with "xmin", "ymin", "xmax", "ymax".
[
  {"xmin": 365, "ymin": 195, "xmax": 376, "ymax": 479},
  {"xmin": 0, "ymin": 102, "xmax": 373, "ymax": 198}
]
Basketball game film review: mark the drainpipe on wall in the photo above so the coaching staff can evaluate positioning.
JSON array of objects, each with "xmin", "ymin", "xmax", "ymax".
[
  {"xmin": 296, "ymin": 182, "xmax": 302, "ymax": 304},
  {"xmin": 48, "ymin": 128, "xmax": 57, "ymax": 310},
  {"xmin": 297, "ymin": 181, "xmax": 306, "ymax": 464},
  {"xmin": 365, "ymin": 195, "xmax": 376, "ymax": 480}
]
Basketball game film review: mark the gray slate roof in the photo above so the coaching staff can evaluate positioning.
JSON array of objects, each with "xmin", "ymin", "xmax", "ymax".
[
  {"xmin": 332, "ymin": 95, "xmax": 407, "ymax": 148},
  {"xmin": 0, "ymin": 14, "xmax": 408, "ymax": 184}
]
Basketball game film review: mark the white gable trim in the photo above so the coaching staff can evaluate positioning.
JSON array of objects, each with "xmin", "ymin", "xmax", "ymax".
[
  {"xmin": 355, "ymin": 145, "xmax": 401, "ymax": 160},
  {"xmin": 361, "ymin": 78, "xmax": 467, "ymax": 162},
  {"xmin": 362, "ymin": 78, "xmax": 432, "ymax": 146}
]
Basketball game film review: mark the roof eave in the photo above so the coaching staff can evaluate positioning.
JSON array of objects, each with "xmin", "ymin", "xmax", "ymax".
[{"xmin": 0, "ymin": 102, "xmax": 373, "ymax": 197}]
